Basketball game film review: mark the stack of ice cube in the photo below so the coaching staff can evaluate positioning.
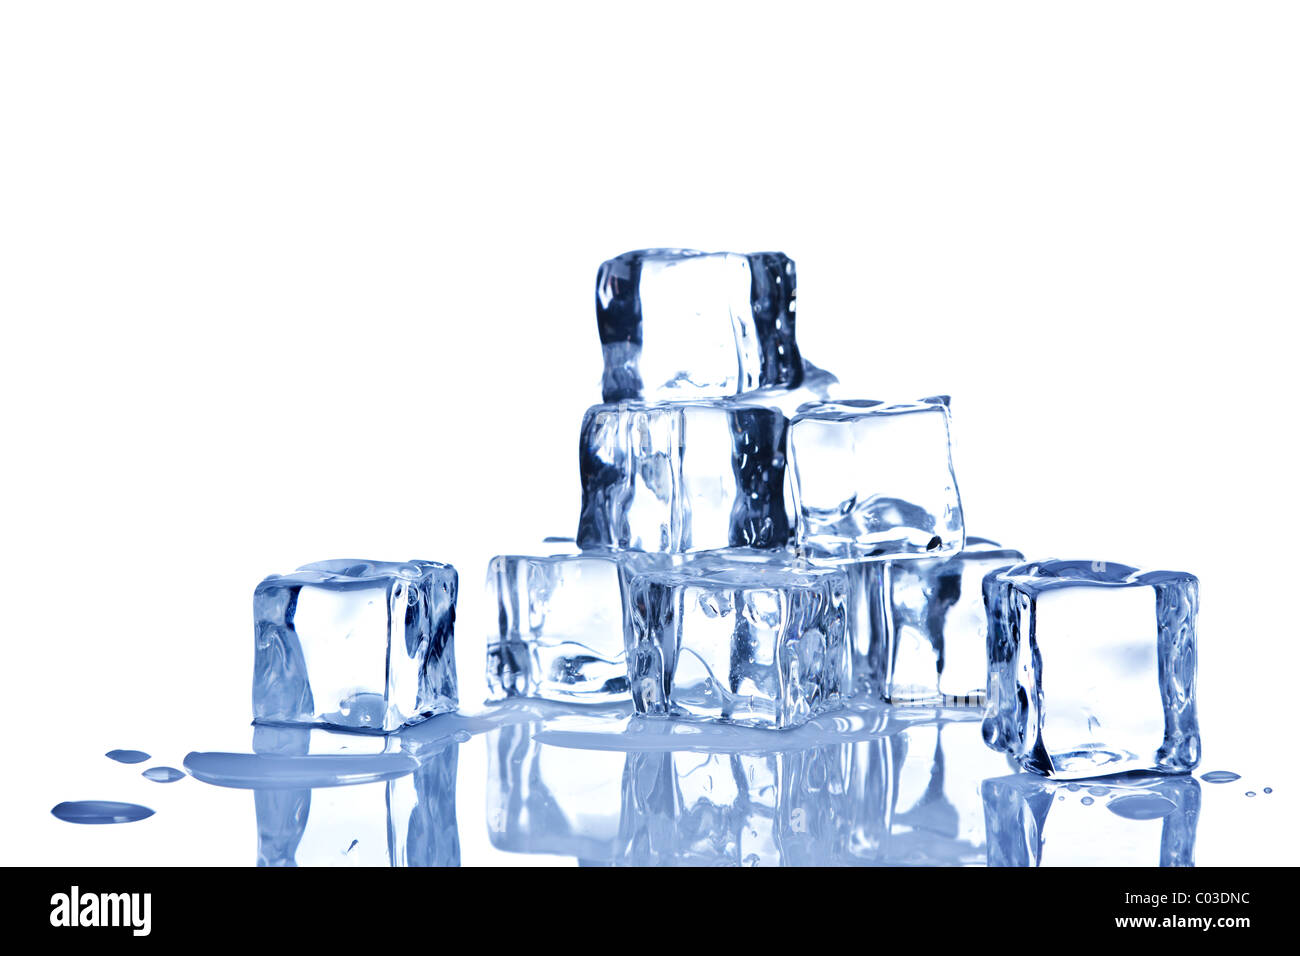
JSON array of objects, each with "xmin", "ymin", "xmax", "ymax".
[
  {"xmin": 481, "ymin": 245, "xmax": 1201, "ymax": 783},
  {"xmin": 246, "ymin": 245, "xmax": 1202, "ymax": 789},
  {"xmin": 484, "ymin": 250, "xmax": 988, "ymax": 732}
]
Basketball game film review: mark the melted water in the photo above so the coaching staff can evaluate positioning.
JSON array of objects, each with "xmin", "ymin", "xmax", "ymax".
[
  {"xmin": 1106, "ymin": 794, "xmax": 1177, "ymax": 820},
  {"xmin": 52, "ymin": 800, "xmax": 154, "ymax": 824},
  {"xmin": 184, "ymin": 750, "xmax": 418, "ymax": 789},
  {"xmin": 1200, "ymin": 770, "xmax": 1242, "ymax": 784},
  {"xmin": 142, "ymin": 766, "xmax": 186, "ymax": 783},
  {"xmin": 105, "ymin": 749, "xmax": 151, "ymax": 764}
]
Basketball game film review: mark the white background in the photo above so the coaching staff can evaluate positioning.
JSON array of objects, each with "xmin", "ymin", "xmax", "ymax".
[{"xmin": 1, "ymin": 1, "xmax": 1296, "ymax": 866}]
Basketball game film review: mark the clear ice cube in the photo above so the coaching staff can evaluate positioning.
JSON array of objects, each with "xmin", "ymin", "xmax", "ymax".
[
  {"xmin": 596, "ymin": 249, "xmax": 801, "ymax": 403},
  {"xmin": 487, "ymin": 550, "xmax": 631, "ymax": 703},
  {"xmin": 254, "ymin": 730, "xmax": 460, "ymax": 867},
  {"xmin": 577, "ymin": 401, "xmax": 789, "ymax": 553},
  {"xmin": 982, "ymin": 560, "xmax": 1200, "ymax": 778},
  {"xmin": 623, "ymin": 551, "xmax": 850, "ymax": 729},
  {"xmin": 789, "ymin": 399, "xmax": 964, "ymax": 560},
  {"xmin": 617, "ymin": 744, "xmax": 851, "ymax": 866},
  {"xmin": 253, "ymin": 559, "xmax": 458, "ymax": 732},
  {"xmin": 982, "ymin": 773, "xmax": 1201, "ymax": 866},
  {"xmin": 845, "ymin": 537, "xmax": 1024, "ymax": 702},
  {"xmin": 486, "ymin": 722, "xmax": 625, "ymax": 863}
]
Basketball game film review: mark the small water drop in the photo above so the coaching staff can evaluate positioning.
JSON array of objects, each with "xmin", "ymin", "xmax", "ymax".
[
  {"xmin": 141, "ymin": 766, "xmax": 185, "ymax": 783},
  {"xmin": 1264, "ymin": 787, "xmax": 1273, "ymax": 794},
  {"xmin": 346, "ymin": 839, "xmax": 359, "ymax": 853},
  {"xmin": 105, "ymin": 749, "xmax": 150, "ymax": 764},
  {"xmin": 1201, "ymin": 770, "xmax": 1242, "ymax": 784},
  {"xmin": 1245, "ymin": 791, "xmax": 1256, "ymax": 798},
  {"xmin": 52, "ymin": 800, "xmax": 154, "ymax": 825},
  {"xmin": 1081, "ymin": 796, "xmax": 1095, "ymax": 806},
  {"xmin": 1087, "ymin": 786, "xmax": 1109, "ymax": 796}
]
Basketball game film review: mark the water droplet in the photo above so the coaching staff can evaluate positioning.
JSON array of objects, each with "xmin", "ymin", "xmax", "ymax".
[
  {"xmin": 1107, "ymin": 794, "xmax": 1177, "ymax": 820},
  {"xmin": 1087, "ymin": 786, "xmax": 1109, "ymax": 796},
  {"xmin": 1081, "ymin": 796, "xmax": 1095, "ymax": 806},
  {"xmin": 105, "ymin": 749, "xmax": 150, "ymax": 764},
  {"xmin": 52, "ymin": 801, "xmax": 154, "ymax": 825},
  {"xmin": 1245, "ymin": 791, "xmax": 1256, "ymax": 798},
  {"xmin": 141, "ymin": 766, "xmax": 185, "ymax": 783},
  {"xmin": 346, "ymin": 839, "xmax": 358, "ymax": 853},
  {"xmin": 1264, "ymin": 787, "xmax": 1273, "ymax": 794},
  {"xmin": 1201, "ymin": 770, "xmax": 1242, "ymax": 784}
]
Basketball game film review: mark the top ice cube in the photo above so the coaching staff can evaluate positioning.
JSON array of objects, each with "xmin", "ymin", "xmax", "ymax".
[{"xmin": 596, "ymin": 249, "xmax": 802, "ymax": 402}]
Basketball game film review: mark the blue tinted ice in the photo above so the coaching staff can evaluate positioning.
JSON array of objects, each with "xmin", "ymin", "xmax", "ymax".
[
  {"xmin": 253, "ymin": 729, "xmax": 460, "ymax": 867},
  {"xmin": 253, "ymin": 559, "xmax": 458, "ymax": 733},
  {"xmin": 982, "ymin": 773, "xmax": 1200, "ymax": 866},
  {"xmin": 844, "ymin": 718, "xmax": 1010, "ymax": 866},
  {"xmin": 577, "ymin": 401, "xmax": 789, "ymax": 553},
  {"xmin": 487, "ymin": 550, "xmax": 630, "ymax": 703},
  {"xmin": 982, "ymin": 560, "xmax": 1200, "ymax": 778},
  {"xmin": 618, "ymin": 744, "xmax": 851, "ymax": 866},
  {"xmin": 789, "ymin": 399, "xmax": 964, "ymax": 559},
  {"xmin": 596, "ymin": 249, "xmax": 801, "ymax": 403},
  {"xmin": 623, "ymin": 551, "xmax": 850, "ymax": 729},
  {"xmin": 486, "ymin": 723, "xmax": 625, "ymax": 863},
  {"xmin": 845, "ymin": 537, "xmax": 1024, "ymax": 702}
]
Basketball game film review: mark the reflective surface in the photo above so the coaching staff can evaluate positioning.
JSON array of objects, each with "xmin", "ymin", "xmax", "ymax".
[{"xmin": 47, "ymin": 698, "xmax": 1279, "ymax": 865}]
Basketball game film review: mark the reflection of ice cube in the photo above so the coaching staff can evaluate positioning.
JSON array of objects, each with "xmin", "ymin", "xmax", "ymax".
[
  {"xmin": 577, "ymin": 401, "xmax": 789, "ymax": 553},
  {"xmin": 789, "ymin": 399, "xmax": 964, "ymax": 560},
  {"xmin": 845, "ymin": 538, "xmax": 1023, "ymax": 702},
  {"xmin": 597, "ymin": 250, "xmax": 801, "ymax": 403},
  {"xmin": 982, "ymin": 772, "xmax": 1201, "ymax": 866},
  {"xmin": 485, "ymin": 723, "xmax": 625, "ymax": 863},
  {"xmin": 487, "ymin": 550, "xmax": 629, "ymax": 703},
  {"xmin": 617, "ymin": 744, "xmax": 851, "ymax": 866},
  {"xmin": 254, "ymin": 738, "xmax": 460, "ymax": 867},
  {"xmin": 982, "ymin": 561, "xmax": 1200, "ymax": 778},
  {"xmin": 253, "ymin": 560, "xmax": 458, "ymax": 732},
  {"xmin": 843, "ymin": 719, "xmax": 1006, "ymax": 866},
  {"xmin": 623, "ymin": 551, "xmax": 850, "ymax": 729}
]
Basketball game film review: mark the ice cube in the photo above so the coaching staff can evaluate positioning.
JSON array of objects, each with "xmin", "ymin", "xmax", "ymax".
[
  {"xmin": 617, "ymin": 744, "xmax": 851, "ymax": 866},
  {"xmin": 982, "ymin": 560, "xmax": 1200, "ymax": 778},
  {"xmin": 982, "ymin": 772, "xmax": 1201, "ymax": 866},
  {"xmin": 487, "ymin": 549, "xmax": 631, "ymax": 703},
  {"xmin": 254, "ymin": 730, "xmax": 460, "ymax": 867},
  {"xmin": 577, "ymin": 401, "xmax": 789, "ymax": 553},
  {"xmin": 597, "ymin": 249, "xmax": 801, "ymax": 403},
  {"xmin": 623, "ymin": 550, "xmax": 850, "ymax": 729},
  {"xmin": 486, "ymin": 722, "xmax": 625, "ymax": 863},
  {"xmin": 253, "ymin": 559, "xmax": 458, "ymax": 732},
  {"xmin": 846, "ymin": 537, "xmax": 1024, "ymax": 702},
  {"xmin": 788, "ymin": 399, "xmax": 964, "ymax": 559}
]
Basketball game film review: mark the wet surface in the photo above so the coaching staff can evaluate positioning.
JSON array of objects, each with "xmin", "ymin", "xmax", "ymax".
[{"xmin": 50, "ymin": 700, "xmax": 1277, "ymax": 865}]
